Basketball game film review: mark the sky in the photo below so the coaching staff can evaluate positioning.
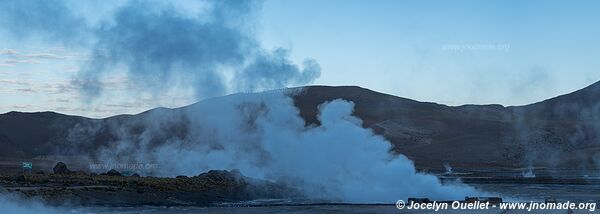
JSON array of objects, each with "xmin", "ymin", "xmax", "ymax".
[{"xmin": 1, "ymin": 0, "xmax": 600, "ymax": 118}]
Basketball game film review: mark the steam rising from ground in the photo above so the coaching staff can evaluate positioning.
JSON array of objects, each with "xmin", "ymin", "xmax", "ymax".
[
  {"xmin": 522, "ymin": 167, "xmax": 536, "ymax": 178},
  {"xmin": 444, "ymin": 163, "xmax": 453, "ymax": 174},
  {"xmin": 77, "ymin": 0, "xmax": 320, "ymax": 99},
  {"xmin": 3, "ymin": 0, "xmax": 482, "ymax": 204},
  {"xmin": 90, "ymin": 92, "xmax": 480, "ymax": 202},
  {"xmin": 0, "ymin": 194, "xmax": 61, "ymax": 214},
  {"xmin": 0, "ymin": 0, "xmax": 321, "ymax": 100}
]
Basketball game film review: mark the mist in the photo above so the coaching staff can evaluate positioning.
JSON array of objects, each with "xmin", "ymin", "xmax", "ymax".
[
  {"xmin": 0, "ymin": 193, "xmax": 62, "ymax": 214},
  {"xmin": 2, "ymin": 0, "xmax": 484, "ymax": 204},
  {"xmin": 0, "ymin": 0, "xmax": 321, "ymax": 101},
  {"xmin": 78, "ymin": 91, "xmax": 481, "ymax": 203}
]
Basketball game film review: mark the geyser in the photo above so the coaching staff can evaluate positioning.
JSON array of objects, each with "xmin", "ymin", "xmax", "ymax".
[{"xmin": 85, "ymin": 91, "xmax": 482, "ymax": 203}]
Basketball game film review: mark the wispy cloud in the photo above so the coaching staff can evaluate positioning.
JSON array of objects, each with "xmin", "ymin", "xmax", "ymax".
[
  {"xmin": 0, "ymin": 49, "xmax": 80, "ymax": 66},
  {"xmin": 8, "ymin": 105, "xmax": 34, "ymax": 109},
  {"xmin": 23, "ymin": 53, "xmax": 67, "ymax": 59},
  {"xmin": 16, "ymin": 88, "xmax": 36, "ymax": 93},
  {"xmin": 3, "ymin": 59, "xmax": 41, "ymax": 65},
  {"xmin": 0, "ymin": 49, "xmax": 18, "ymax": 55},
  {"xmin": 0, "ymin": 79, "xmax": 30, "ymax": 86},
  {"xmin": 1, "ymin": 78, "xmax": 131, "ymax": 99},
  {"xmin": 105, "ymin": 102, "xmax": 148, "ymax": 109},
  {"xmin": 43, "ymin": 83, "xmax": 78, "ymax": 94},
  {"xmin": 54, "ymin": 98, "xmax": 70, "ymax": 103}
]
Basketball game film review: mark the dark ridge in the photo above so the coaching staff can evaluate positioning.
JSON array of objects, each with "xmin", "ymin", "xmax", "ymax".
[{"xmin": 1, "ymin": 82, "xmax": 600, "ymax": 171}]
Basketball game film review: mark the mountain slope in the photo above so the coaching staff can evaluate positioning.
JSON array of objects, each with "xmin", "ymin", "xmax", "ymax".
[{"xmin": 1, "ymin": 82, "xmax": 600, "ymax": 170}]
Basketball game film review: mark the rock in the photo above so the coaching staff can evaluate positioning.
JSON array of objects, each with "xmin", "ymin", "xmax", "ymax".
[
  {"xmin": 197, "ymin": 170, "xmax": 243, "ymax": 184},
  {"xmin": 53, "ymin": 162, "xmax": 70, "ymax": 174},
  {"xmin": 13, "ymin": 174, "xmax": 26, "ymax": 182},
  {"xmin": 73, "ymin": 170, "xmax": 88, "ymax": 176},
  {"xmin": 131, "ymin": 173, "xmax": 140, "ymax": 177},
  {"xmin": 105, "ymin": 169, "xmax": 122, "ymax": 176}
]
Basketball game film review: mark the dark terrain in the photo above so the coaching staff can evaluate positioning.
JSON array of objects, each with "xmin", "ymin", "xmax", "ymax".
[
  {"xmin": 0, "ymin": 165, "xmax": 294, "ymax": 206},
  {"xmin": 2, "ymin": 82, "xmax": 600, "ymax": 172}
]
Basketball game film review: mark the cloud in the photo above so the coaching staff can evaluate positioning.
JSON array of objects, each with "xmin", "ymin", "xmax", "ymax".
[
  {"xmin": 49, "ymin": 98, "xmax": 70, "ymax": 103},
  {"xmin": 1, "ymin": 82, "xmax": 80, "ymax": 96},
  {"xmin": 104, "ymin": 102, "xmax": 148, "ymax": 109},
  {"xmin": 3, "ymin": 59, "xmax": 42, "ymax": 65},
  {"xmin": 23, "ymin": 83, "xmax": 77, "ymax": 94},
  {"xmin": 8, "ymin": 105, "xmax": 35, "ymax": 109},
  {"xmin": 0, "ymin": 49, "xmax": 18, "ymax": 55},
  {"xmin": 0, "ymin": 79, "xmax": 30, "ymax": 86},
  {"xmin": 16, "ymin": 88, "xmax": 36, "ymax": 93},
  {"xmin": 22, "ymin": 53, "xmax": 67, "ymax": 60},
  {"xmin": 0, "ymin": 49, "xmax": 75, "ymax": 67}
]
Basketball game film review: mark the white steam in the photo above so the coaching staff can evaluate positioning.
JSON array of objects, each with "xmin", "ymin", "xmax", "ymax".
[
  {"xmin": 444, "ymin": 163, "xmax": 453, "ymax": 174},
  {"xmin": 93, "ymin": 92, "xmax": 481, "ymax": 203},
  {"xmin": 522, "ymin": 167, "xmax": 536, "ymax": 178},
  {"xmin": 0, "ymin": 194, "xmax": 62, "ymax": 214}
]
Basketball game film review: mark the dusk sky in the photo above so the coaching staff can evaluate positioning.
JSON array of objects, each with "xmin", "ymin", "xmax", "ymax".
[{"xmin": 1, "ymin": 0, "xmax": 600, "ymax": 118}]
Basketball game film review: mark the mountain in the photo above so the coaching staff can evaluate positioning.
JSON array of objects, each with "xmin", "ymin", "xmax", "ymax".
[{"xmin": 1, "ymin": 82, "xmax": 600, "ymax": 171}]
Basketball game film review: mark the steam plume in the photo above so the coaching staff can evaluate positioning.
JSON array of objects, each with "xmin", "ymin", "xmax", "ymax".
[
  {"xmin": 86, "ymin": 92, "xmax": 481, "ymax": 202},
  {"xmin": 0, "ymin": 0, "xmax": 321, "ymax": 100}
]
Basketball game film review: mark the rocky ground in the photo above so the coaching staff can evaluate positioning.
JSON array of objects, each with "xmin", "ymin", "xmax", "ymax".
[{"xmin": 0, "ymin": 163, "xmax": 296, "ymax": 206}]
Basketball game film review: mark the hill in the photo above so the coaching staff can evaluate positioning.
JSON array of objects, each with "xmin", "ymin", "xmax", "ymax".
[{"xmin": 2, "ymin": 82, "xmax": 600, "ymax": 171}]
